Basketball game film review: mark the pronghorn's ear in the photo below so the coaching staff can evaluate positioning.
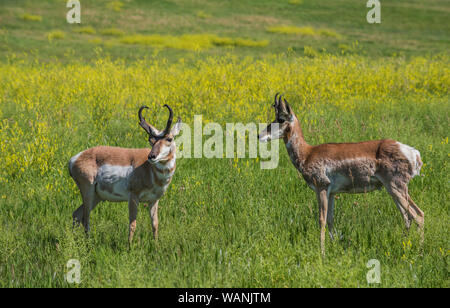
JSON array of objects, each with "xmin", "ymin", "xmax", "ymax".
[{"xmin": 171, "ymin": 117, "xmax": 182, "ymax": 136}]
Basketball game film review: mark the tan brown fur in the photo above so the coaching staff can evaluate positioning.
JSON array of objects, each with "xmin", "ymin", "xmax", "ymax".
[
  {"xmin": 70, "ymin": 146, "xmax": 150, "ymax": 180},
  {"xmin": 259, "ymin": 94, "xmax": 424, "ymax": 255},
  {"xmin": 69, "ymin": 106, "xmax": 182, "ymax": 245}
]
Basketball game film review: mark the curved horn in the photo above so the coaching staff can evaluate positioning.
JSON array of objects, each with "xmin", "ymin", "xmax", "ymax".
[
  {"xmin": 284, "ymin": 98, "xmax": 293, "ymax": 114},
  {"xmin": 138, "ymin": 106, "xmax": 160, "ymax": 137},
  {"xmin": 278, "ymin": 93, "xmax": 287, "ymax": 113},
  {"xmin": 138, "ymin": 106, "xmax": 151, "ymax": 134},
  {"xmin": 138, "ymin": 106, "xmax": 148, "ymax": 122},
  {"xmin": 273, "ymin": 92, "xmax": 280, "ymax": 108},
  {"xmin": 161, "ymin": 104, "xmax": 174, "ymax": 136}
]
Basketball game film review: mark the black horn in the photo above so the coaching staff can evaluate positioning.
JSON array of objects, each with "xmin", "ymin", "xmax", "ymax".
[
  {"xmin": 138, "ymin": 106, "xmax": 152, "ymax": 135},
  {"xmin": 273, "ymin": 92, "xmax": 280, "ymax": 108},
  {"xmin": 278, "ymin": 93, "xmax": 287, "ymax": 112},
  {"xmin": 283, "ymin": 98, "xmax": 293, "ymax": 114},
  {"xmin": 138, "ymin": 105, "xmax": 161, "ymax": 137},
  {"xmin": 161, "ymin": 104, "xmax": 174, "ymax": 136}
]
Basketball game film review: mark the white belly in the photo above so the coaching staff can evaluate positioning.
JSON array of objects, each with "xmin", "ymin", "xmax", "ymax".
[
  {"xmin": 95, "ymin": 164, "xmax": 132, "ymax": 202},
  {"xmin": 95, "ymin": 163, "xmax": 170, "ymax": 203},
  {"xmin": 329, "ymin": 173, "xmax": 382, "ymax": 194}
]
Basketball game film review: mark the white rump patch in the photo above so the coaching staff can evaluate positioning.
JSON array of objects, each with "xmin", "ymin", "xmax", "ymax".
[
  {"xmin": 69, "ymin": 150, "xmax": 83, "ymax": 174},
  {"xmin": 397, "ymin": 142, "xmax": 422, "ymax": 176}
]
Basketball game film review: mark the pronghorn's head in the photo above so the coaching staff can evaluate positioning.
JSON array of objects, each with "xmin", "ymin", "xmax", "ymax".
[
  {"xmin": 258, "ymin": 93, "xmax": 295, "ymax": 143},
  {"xmin": 138, "ymin": 104, "xmax": 182, "ymax": 163}
]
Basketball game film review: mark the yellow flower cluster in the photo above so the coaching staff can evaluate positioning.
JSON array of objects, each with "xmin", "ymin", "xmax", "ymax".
[
  {"xmin": 0, "ymin": 53, "xmax": 448, "ymax": 183},
  {"xmin": 47, "ymin": 30, "xmax": 65, "ymax": 42},
  {"xmin": 267, "ymin": 26, "xmax": 341, "ymax": 38},
  {"xmin": 0, "ymin": 119, "xmax": 54, "ymax": 181},
  {"xmin": 106, "ymin": 0, "xmax": 124, "ymax": 12},
  {"xmin": 120, "ymin": 34, "xmax": 269, "ymax": 51},
  {"xmin": 20, "ymin": 13, "xmax": 42, "ymax": 22}
]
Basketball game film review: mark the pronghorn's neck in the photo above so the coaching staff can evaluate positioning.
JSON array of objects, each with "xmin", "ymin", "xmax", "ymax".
[
  {"xmin": 283, "ymin": 117, "xmax": 310, "ymax": 171},
  {"xmin": 151, "ymin": 151, "xmax": 176, "ymax": 180}
]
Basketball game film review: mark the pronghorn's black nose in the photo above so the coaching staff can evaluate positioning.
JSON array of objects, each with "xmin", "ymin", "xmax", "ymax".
[{"xmin": 149, "ymin": 153, "xmax": 156, "ymax": 160}]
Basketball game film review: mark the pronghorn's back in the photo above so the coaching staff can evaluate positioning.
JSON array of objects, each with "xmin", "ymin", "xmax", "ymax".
[
  {"xmin": 299, "ymin": 138, "xmax": 422, "ymax": 195},
  {"xmin": 303, "ymin": 139, "xmax": 422, "ymax": 181},
  {"xmin": 68, "ymin": 146, "xmax": 151, "ymax": 183}
]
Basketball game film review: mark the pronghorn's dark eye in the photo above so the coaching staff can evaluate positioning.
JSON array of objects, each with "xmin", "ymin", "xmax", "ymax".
[
  {"xmin": 277, "ymin": 118, "xmax": 285, "ymax": 123},
  {"xmin": 166, "ymin": 137, "xmax": 173, "ymax": 142}
]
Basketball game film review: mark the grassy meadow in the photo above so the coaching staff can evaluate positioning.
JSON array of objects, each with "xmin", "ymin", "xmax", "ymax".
[{"xmin": 0, "ymin": 0, "xmax": 449, "ymax": 287}]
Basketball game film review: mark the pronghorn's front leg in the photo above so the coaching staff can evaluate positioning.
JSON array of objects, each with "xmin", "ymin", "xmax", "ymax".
[
  {"xmin": 327, "ymin": 192, "xmax": 336, "ymax": 240},
  {"xmin": 148, "ymin": 200, "xmax": 159, "ymax": 240},
  {"xmin": 128, "ymin": 193, "xmax": 139, "ymax": 245},
  {"xmin": 316, "ymin": 188, "xmax": 328, "ymax": 256}
]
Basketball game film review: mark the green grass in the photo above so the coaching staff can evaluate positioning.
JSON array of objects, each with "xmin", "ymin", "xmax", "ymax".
[
  {"xmin": 99, "ymin": 28, "xmax": 125, "ymax": 37},
  {"xmin": 0, "ymin": 0, "xmax": 449, "ymax": 62},
  {"xmin": 0, "ymin": 53, "xmax": 448, "ymax": 287},
  {"xmin": 0, "ymin": 97, "xmax": 448, "ymax": 287}
]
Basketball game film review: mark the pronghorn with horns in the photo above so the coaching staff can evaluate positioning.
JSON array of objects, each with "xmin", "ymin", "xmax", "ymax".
[
  {"xmin": 69, "ymin": 104, "xmax": 182, "ymax": 243},
  {"xmin": 258, "ymin": 93, "xmax": 424, "ymax": 254}
]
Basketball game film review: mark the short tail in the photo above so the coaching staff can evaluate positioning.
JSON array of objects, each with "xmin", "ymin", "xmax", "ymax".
[
  {"xmin": 397, "ymin": 142, "xmax": 422, "ymax": 177},
  {"xmin": 414, "ymin": 151, "xmax": 423, "ymax": 177}
]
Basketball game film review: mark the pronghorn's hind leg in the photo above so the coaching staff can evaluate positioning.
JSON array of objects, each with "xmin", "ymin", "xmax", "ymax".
[
  {"xmin": 389, "ymin": 183, "xmax": 424, "ymax": 230},
  {"xmin": 386, "ymin": 188, "xmax": 413, "ymax": 232},
  {"xmin": 376, "ymin": 140, "xmax": 424, "ymax": 240},
  {"xmin": 379, "ymin": 178, "xmax": 424, "ymax": 240},
  {"xmin": 406, "ymin": 193, "xmax": 425, "ymax": 242},
  {"xmin": 72, "ymin": 200, "xmax": 101, "ymax": 231},
  {"xmin": 70, "ymin": 161, "xmax": 100, "ymax": 234},
  {"xmin": 72, "ymin": 204, "xmax": 84, "ymax": 228},
  {"xmin": 76, "ymin": 181, "xmax": 100, "ymax": 234}
]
